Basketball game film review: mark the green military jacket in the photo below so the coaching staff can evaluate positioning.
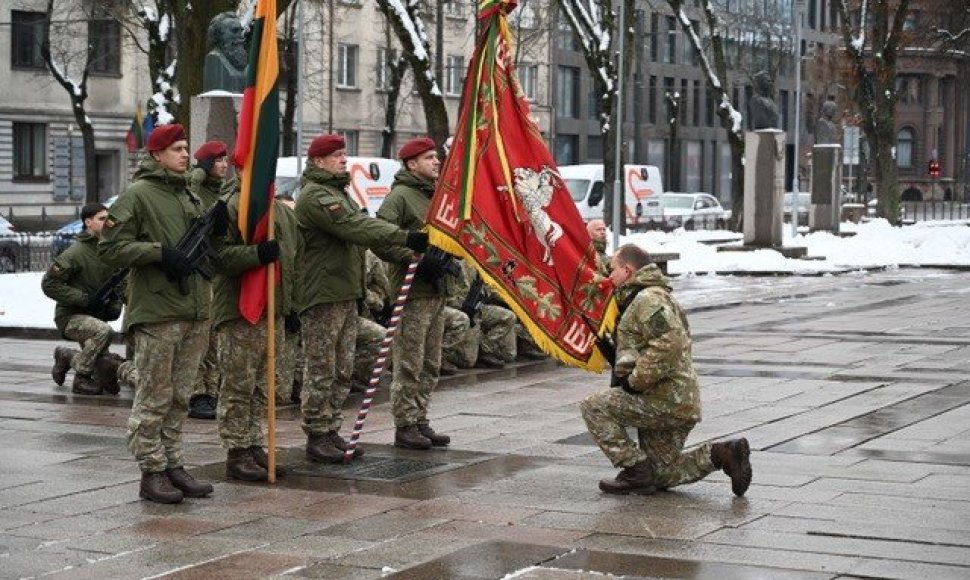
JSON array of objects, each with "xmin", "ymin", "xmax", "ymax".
[
  {"xmin": 98, "ymin": 157, "xmax": 212, "ymax": 330},
  {"xmin": 294, "ymin": 161, "xmax": 410, "ymax": 312},
  {"xmin": 377, "ymin": 169, "xmax": 448, "ymax": 299},
  {"xmin": 614, "ymin": 264, "xmax": 701, "ymax": 422},
  {"xmin": 211, "ymin": 194, "xmax": 302, "ymax": 327},
  {"xmin": 592, "ymin": 238, "xmax": 611, "ymax": 275},
  {"xmin": 41, "ymin": 231, "xmax": 123, "ymax": 335},
  {"xmin": 187, "ymin": 167, "xmax": 226, "ymax": 209}
]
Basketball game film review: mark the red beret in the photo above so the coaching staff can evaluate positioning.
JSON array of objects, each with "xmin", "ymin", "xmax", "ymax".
[
  {"xmin": 193, "ymin": 140, "xmax": 228, "ymax": 162},
  {"xmin": 398, "ymin": 137, "xmax": 436, "ymax": 161},
  {"xmin": 145, "ymin": 123, "xmax": 187, "ymax": 152},
  {"xmin": 308, "ymin": 134, "xmax": 345, "ymax": 159}
]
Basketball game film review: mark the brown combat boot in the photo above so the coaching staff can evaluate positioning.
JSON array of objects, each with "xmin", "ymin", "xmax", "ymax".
[
  {"xmin": 51, "ymin": 346, "xmax": 78, "ymax": 386},
  {"xmin": 248, "ymin": 445, "xmax": 287, "ymax": 476},
  {"xmin": 71, "ymin": 373, "xmax": 102, "ymax": 395},
  {"xmin": 394, "ymin": 425, "xmax": 432, "ymax": 450},
  {"xmin": 327, "ymin": 431, "xmax": 364, "ymax": 458},
  {"xmin": 139, "ymin": 471, "xmax": 183, "ymax": 504},
  {"xmin": 598, "ymin": 461, "xmax": 657, "ymax": 495},
  {"xmin": 227, "ymin": 448, "xmax": 268, "ymax": 481},
  {"xmin": 165, "ymin": 466, "xmax": 213, "ymax": 498},
  {"xmin": 92, "ymin": 353, "xmax": 124, "ymax": 395},
  {"xmin": 417, "ymin": 423, "xmax": 451, "ymax": 446},
  {"xmin": 710, "ymin": 438, "xmax": 752, "ymax": 497},
  {"xmin": 306, "ymin": 433, "xmax": 344, "ymax": 463}
]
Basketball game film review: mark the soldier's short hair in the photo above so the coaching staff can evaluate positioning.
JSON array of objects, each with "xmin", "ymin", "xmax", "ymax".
[
  {"xmin": 613, "ymin": 244, "xmax": 651, "ymax": 270},
  {"xmin": 80, "ymin": 202, "xmax": 107, "ymax": 225}
]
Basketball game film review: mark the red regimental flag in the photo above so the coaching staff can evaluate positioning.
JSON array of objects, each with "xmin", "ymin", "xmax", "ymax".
[
  {"xmin": 426, "ymin": 0, "xmax": 617, "ymax": 371},
  {"xmin": 233, "ymin": 0, "xmax": 280, "ymax": 324}
]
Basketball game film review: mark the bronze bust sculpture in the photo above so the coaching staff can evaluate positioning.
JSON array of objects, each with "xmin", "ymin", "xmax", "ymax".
[
  {"xmin": 747, "ymin": 71, "xmax": 779, "ymax": 130},
  {"xmin": 202, "ymin": 12, "xmax": 247, "ymax": 93},
  {"xmin": 815, "ymin": 100, "xmax": 840, "ymax": 145}
]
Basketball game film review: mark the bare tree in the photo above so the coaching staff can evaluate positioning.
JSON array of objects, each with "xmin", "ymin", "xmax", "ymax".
[
  {"xmin": 376, "ymin": 20, "xmax": 410, "ymax": 159},
  {"xmin": 556, "ymin": 0, "xmax": 636, "ymax": 228},
  {"xmin": 376, "ymin": 0, "xmax": 450, "ymax": 148},
  {"xmin": 280, "ymin": 2, "xmax": 299, "ymax": 155},
  {"xmin": 832, "ymin": 0, "xmax": 912, "ymax": 225}
]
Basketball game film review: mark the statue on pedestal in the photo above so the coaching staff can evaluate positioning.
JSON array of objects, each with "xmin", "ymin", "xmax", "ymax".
[
  {"xmin": 747, "ymin": 71, "xmax": 779, "ymax": 130},
  {"xmin": 815, "ymin": 100, "xmax": 840, "ymax": 145},
  {"xmin": 202, "ymin": 12, "xmax": 247, "ymax": 93}
]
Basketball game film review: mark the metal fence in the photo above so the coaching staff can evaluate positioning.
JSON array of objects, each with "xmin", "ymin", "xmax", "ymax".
[
  {"xmin": 901, "ymin": 201, "xmax": 970, "ymax": 223},
  {"xmin": 0, "ymin": 233, "xmax": 65, "ymax": 273}
]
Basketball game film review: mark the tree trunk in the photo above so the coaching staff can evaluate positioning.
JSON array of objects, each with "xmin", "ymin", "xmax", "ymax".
[
  {"xmin": 381, "ymin": 59, "xmax": 407, "ymax": 158},
  {"xmin": 75, "ymin": 113, "xmax": 99, "ymax": 203},
  {"xmin": 728, "ymin": 132, "xmax": 745, "ymax": 230},
  {"xmin": 280, "ymin": 10, "xmax": 298, "ymax": 156},
  {"xmin": 173, "ymin": 1, "xmax": 236, "ymax": 134}
]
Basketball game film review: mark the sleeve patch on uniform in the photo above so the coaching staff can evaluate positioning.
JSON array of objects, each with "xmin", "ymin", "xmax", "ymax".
[
  {"xmin": 648, "ymin": 310, "xmax": 670, "ymax": 337},
  {"xmin": 326, "ymin": 203, "xmax": 347, "ymax": 218}
]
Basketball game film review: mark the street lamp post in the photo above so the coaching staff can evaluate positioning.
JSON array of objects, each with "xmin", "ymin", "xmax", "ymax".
[
  {"xmin": 611, "ymin": 1, "xmax": 626, "ymax": 251},
  {"xmin": 791, "ymin": 0, "xmax": 804, "ymax": 238}
]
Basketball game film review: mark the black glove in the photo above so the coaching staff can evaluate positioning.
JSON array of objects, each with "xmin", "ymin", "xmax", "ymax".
[
  {"xmin": 211, "ymin": 200, "xmax": 229, "ymax": 237},
  {"xmin": 415, "ymin": 254, "xmax": 448, "ymax": 283},
  {"xmin": 285, "ymin": 311, "xmax": 301, "ymax": 334},
  {"xmin": 102, "ymin": 303, "xmax": 123, "ymax": 322},
  {"xmin": 160, "ymin": 246, "xmax": 195, "ymax": 277},
  {"xmin": 597, "ymin": 336, "xmax": 617, "ymax": 367},
  {"xmin": 404, "ymin": 231, "xmax": 429, "ymax": 253},
  {"xmin": 256, "ymin": 240, "xmax": 280, "ymax": 264},
  {"xmin": 86, "ymin": 294, "xmax": 105, "ymax": 314}
]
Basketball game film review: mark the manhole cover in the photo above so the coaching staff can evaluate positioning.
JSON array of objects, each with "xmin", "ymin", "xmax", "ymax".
[{"xmin": 288, "ymin": 454, "xmax": 454, "ymax": 482}]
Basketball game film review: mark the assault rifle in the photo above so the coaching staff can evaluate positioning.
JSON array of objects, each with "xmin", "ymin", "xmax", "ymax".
[
  {"xmin": 88, "ymin": 267, "xmax": 128, "ymax": 320},
  {"xmin": 168, "ymin": 199, "xmax": 228, "ymax": 295},
  {"xmin": 459, "ymin": 274, "xmax": 486, "ymax": 327}
]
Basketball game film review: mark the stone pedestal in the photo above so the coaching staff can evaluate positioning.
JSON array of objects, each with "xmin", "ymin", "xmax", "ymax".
[
  {"xmin": 743, "ymin": 130, "xmax": 786, "ymax": 247},
  {"xmin": 190, "ymin": 92, "xmax": 242, "ymax": 154},
  {"xmin": 810, "ymin": 144, "xmax": 843, "ymax": 233}
]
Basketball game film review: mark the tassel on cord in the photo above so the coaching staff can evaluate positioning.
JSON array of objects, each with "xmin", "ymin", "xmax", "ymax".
[{"xmin": 343, "ymin": 255, "xmax": 421, "ymax": 461}]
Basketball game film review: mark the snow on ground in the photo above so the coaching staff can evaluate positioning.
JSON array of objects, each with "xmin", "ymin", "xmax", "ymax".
[{"xmin": 1, "ymin": 220, "xmax": 967, "ymax": 329}]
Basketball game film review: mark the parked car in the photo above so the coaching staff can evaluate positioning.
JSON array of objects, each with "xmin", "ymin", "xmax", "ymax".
[
  {"xmin": 52, "ymin": 196, "xmax": 118, "ymax": 256},
  {"xmin": 0, "ymin": 215, "xmax": 24, "ymax": 273},
  {"xmin": 783, "ymin": 192, "xmax": 811, "ymax": 225},
  {"xmin": 659, "ymin": 193, "xmax": 730, "ymax": 231}
]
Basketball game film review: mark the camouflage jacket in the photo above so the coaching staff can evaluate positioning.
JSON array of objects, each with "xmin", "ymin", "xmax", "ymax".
[
  {"xmin": 614, "ymin": 264, "xmax": 701, "ymax": 422},
  {"xmin": 294, "ymin": 162, "xmax": 410, "ymax": 311},
  {"xmin": 41, "ymin": 231, "xmax": 123, "ymax": 335},
  {"xmin": 98, "ymin": 157, "xmax": 212, "ymax": 330}
]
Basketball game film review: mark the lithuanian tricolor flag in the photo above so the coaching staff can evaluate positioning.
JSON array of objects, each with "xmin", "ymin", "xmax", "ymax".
[
  {"xmin": 124, "ymin": 104, "xmax": 143, "ymax": 153},
  {"xmin": 426, "ymin": 0, "xmax": 617, "ymax": 371},
  {"xmin": 234, "ymin": 0, "xmax": 280, "ymax": 324}
]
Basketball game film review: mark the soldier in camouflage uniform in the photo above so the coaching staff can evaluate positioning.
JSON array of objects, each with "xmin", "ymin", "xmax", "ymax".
[
  {"xmin": 377, "ymin": 137, "xmax": 454, "ymax": 450},
  {"xmin": 99, "ymin": 124, "xmax": 221, "ymax": 504},
  {"xmin": 446, "ymin": 260, "xmax": 517, "ymax": 368},
  {"xmin": 295, "ymin": 134, "xmax": 426, "ymax": 463},
  {"xmin": 581, "ymin": 244, "xmax": 752, "ymax": 496},
  {"xmin": 211, "ymin": 189, "xmax": 300, "ymax": 481},
  {"xmin": 441, "ymin": 307, "xmax": 480, "ymax": 370},
  {"xmin": 587, "ymin": 219, "xmax": 610, "ymax": 275},
  {"xmin": 187, "ymin": 140, "xmax": 231, "ymax": 420},
  {"xmin": 274, "ymin": 193, "xmax": 303, "ymax": 406},
  {"xmin": 42, "ymin": 202, "xmax": 125, "ymax": 396}
]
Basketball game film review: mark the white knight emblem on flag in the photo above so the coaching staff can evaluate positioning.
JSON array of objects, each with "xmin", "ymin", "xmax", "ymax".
[{"xmin": 512, "ymin": 166, "xmax": 564, "ymax": 265}]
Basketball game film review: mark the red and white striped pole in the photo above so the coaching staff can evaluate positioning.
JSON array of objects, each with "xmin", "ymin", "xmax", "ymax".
[{"xmin": 343, "ymin": 255, "xmax": 420, "ymax": 461}]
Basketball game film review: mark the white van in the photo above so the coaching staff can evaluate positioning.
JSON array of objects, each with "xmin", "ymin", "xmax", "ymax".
[
  {"xmin": 275, "ymin": 156, "xmax": 400, "ymax": 215},
  {"xmin": 559, "ymin": 164, "xmax": 664, "ymax": 229}
]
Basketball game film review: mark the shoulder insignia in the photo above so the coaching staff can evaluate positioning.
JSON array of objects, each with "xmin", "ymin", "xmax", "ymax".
[
  {"xmin": 648, "ymin": 309, "xmax": 670, "ymax": 337},
  {"xmin": 327, "ymin": 203, "xmax": 347, "ymax": 218}
]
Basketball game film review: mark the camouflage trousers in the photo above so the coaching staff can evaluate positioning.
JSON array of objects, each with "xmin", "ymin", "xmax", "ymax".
[
  {"xmin": 276, "ymin": 329, "xmax": 302, "ymax": 405},
  {"xmin": 580, "ymin": 387, "xmax": 714, "ymax": 489},
  {"xmin": 391, "ymin": 296, "xmax": 446, "ymax": 427},
  {"xmin": 478, "ymin": 304, "xmax": 517, "ymax": 363},
  {"xmin": 353, "ymin": 317, "xmax": 390, "ymax": 384},
  {"xmin": 126, "ymin": 320, "xmax": 209, "ymax": 473},
  {"xmin": 442, "ymin": 307, "xmax": 480, "ymax": 368},
  {"xmin": 63, "ymin": 314, "xmax": 114, "ymax": 376},
  {"xmin": 191, "ymin": 318, "xmax": 221, "ymax": 397},
  {"xmin": 215, "ymin": 317, "xmax": 283, "ymax": 449},
  {"xmin": 300, "ymin": 301, "xmax": 357, "ymax": 436}
]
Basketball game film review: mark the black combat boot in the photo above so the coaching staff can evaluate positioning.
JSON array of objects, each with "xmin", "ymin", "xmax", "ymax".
[
  {"xmin": 306, "ymin": 433, "xmax": 344, "ymax": 463},
  {"xmin": 92, "ymin": 353, "xmax": 124, "ymax": 395},
  {"xmin": 475, "ymin": 355, "xmax": 505, "ymax": 369},
  {"xmin": 394, "ymin": 425, "xmax": 432, "ymax": 450},
  {"xmin": 227, "ymin": 448, "xmax": 268, "ymax": 481},
  {"xmin": 71, "ymin": 373, "xmax": 102, "ymax": 395},
  {"xmin": 598, "ymin": 461, "xmax": 657, "ymax": 495},
  {"xmin": 140, "ymin": 471, "xmax": 184, "ymax": 504},
  {"xmin": 52, "ymin": 346, "xmax": 77, "ymax": 386},
  {"xmin": 417, "ymin": 423, "xmax": 450, "ymax": 446},
  {"xmin": 188, "ymin": 394, "xmax": 217, "ymax": 420},
  {"xmin": 710, "ymin": 438, "xmax": 752, "ymax": 497},
  {"xmin": 327, "ymin": 431, "xmax": 364, "ymax": 458},
  {"xmin": 165, "ymin": 466, "xmax": 213, "ymax": 498}
]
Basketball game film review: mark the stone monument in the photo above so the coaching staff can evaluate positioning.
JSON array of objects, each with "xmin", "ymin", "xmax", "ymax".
[
  {"xmin": 747, "ymin": 71, "xmax": 779, "ymax": 130},
  {"xmin": 743, "ymin": 129, "xmax": 786, "ymax": 247},
  {"xmin": 810, "ymin": 144, "xmax": 843, "ymax": 233}
]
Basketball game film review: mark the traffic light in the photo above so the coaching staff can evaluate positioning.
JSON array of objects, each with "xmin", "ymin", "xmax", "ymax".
[{"xmin": 928, "ymin": 159, "xmax": 941, "ymax": 178}]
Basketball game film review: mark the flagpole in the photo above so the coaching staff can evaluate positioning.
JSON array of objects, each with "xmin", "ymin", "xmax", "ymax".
[{"xmin": 265, "ymin": 201, "xmax": 277, "ymax": 484}]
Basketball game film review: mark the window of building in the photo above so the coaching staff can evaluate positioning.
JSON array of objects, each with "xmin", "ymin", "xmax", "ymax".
[
  {"xmin": 445, "ymin": 55, "xmax": 465, "ymax": 96},
  {"xmin": 692, "ymin": 81, "xmax": 701, "ymax": 126},
  {"xmin": 510, "ymin": 3, "xmax": 537, "ymax": 28},
  {"xmin": 587, "ymin": 87, "xmax": 601, "ymax": 121},
  {"xmin": 648, "ymin": 76, "xmax": 657, "ymax": 124},
  {"xmin": 896, "ymin": 128, "xmax": 915, "ymax": 168},
  {"xmin": 895, "ymin": 75, "xmax": 921, "ymax": 105},
  {"xmin": 554, "ymin": 134, "xmax": 578, "ymax": 164},
  {"xmin": 587, "ymin": 135, "xmax": 603, "ymax": 161},
  {"xmin": 13, "ymin": 123, "xmax": 47, "ymax": 180},
  {"xmin": 376, "ymin": 47, "xmax": 394, "ymax": 91},
  {"xmin": 89, "ymin": 20, "xmax": 121, "ymax": 75},
  {"xmin": 337, "ymin": 44, "xmax": 358, "ymax": 88},
  {"xmin": 665, "ymin": 16, "xmax": 677, "ymax": 64},
  {"xmin": 556, "ymin": 11, "xmax": 578, "ymax": 51},
  {"xmin": 650, "ymin": 13, "xmax": 659, "ymax": 62},
  {"xmin": 780, "ymin": 90, "xmax": 789, "ymax": 131},
  {"xmin": 12, "ymin": 10, "xmax": 46, "ymax": 69},
  {"xmin": 680, "ymin": 79, "xmax": 689, "ymax": 124},
  {"xmin": 518, "ymin": 63, "xmax": 538, "ymax": 101},
  {"xmin": 556, "ymin": 66, "xmax": 580, "ymax": 118},
  {"xmin": 337, "ymin": 129, "xmax": 358, "ymax": 155},
  {"xmin": 705, "ymin": 88, "xmax": 715, "ymax": 127},
  {"xmin": 444, "ymin": 1, "xmax": 465, "ymax": 18}
]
